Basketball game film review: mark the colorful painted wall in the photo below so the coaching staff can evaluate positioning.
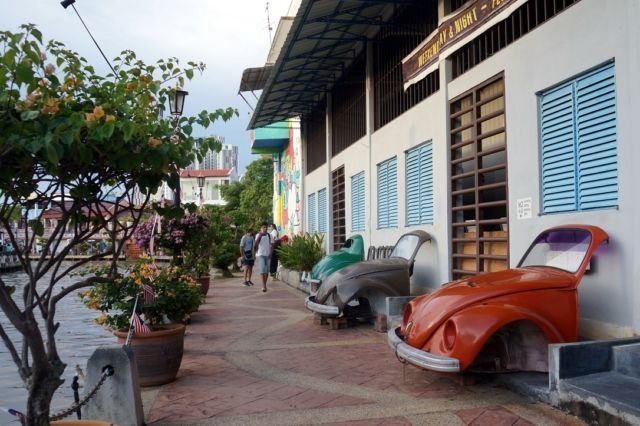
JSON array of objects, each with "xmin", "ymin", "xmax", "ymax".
[{"xmin": 273, "ymin": 119, "xmax": 302, "ymax": 237}]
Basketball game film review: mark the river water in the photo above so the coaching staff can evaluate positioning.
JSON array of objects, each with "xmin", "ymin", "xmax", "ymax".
[{"xmin": 0, "ymin": 265, "xmax": 114, "ymax": 424}]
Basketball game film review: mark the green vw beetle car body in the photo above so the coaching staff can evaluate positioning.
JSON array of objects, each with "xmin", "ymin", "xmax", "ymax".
[{"xmin": 306, "ymin": 234, "xmax": 365, "ymax": 288}]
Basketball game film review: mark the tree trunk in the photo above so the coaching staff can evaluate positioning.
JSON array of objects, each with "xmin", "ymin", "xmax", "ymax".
[{"xmin": 26, "ymin": 360, "xmax": 65, "ymax": 426}]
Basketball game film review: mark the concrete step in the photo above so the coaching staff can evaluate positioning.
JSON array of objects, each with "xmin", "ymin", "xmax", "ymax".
[
  {"xmin": 561, "ymin": 371, "xmax": 640, "ymax": 425},
  {"xmin": 613, "ymin": 343, "xmax": 640, "ymax": 379}
]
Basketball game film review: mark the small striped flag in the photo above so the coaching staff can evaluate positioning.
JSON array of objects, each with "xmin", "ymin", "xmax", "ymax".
[
  {"xmin": 142, "ymin": 283, "xmax": 155, "ymax": 304},
  {"xmin": 131, "ymin": 312, "xmax": 151, "ymax": 334}
]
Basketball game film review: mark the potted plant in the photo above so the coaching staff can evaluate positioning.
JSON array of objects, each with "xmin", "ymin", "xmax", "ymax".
[
  {"xmin": 277, "ymin": 233, "xmax": 325, "ymax": 287},
  {"xmin": 203, "ymin": 206, "xmax": 237, "ymax": 278},
  {"xmin": 81, "ymin": 257, "xmax": 202, "ymax": 386},
  {"xmin": 0, "ymin": 25, "xmax": 236, "ymax": 424}
]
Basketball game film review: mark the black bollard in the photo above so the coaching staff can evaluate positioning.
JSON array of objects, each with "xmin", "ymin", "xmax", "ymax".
[{"xmin": 71, "ymin": 375, "xmax": 81, "ymax": 419}]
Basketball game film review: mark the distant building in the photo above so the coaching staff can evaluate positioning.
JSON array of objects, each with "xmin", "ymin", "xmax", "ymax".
[{"xmin": 187, "ymin": 142, "xmax": 239, "ymax": 174}]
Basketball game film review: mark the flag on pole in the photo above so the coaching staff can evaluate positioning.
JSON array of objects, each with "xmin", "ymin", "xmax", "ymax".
[
  {"xmin": 142, "ymin": 283, "xmax": 155, "ymax": 304},
  {"xmin": 131, "ymin": 312, "xmax": 151, "ymax": 334}
]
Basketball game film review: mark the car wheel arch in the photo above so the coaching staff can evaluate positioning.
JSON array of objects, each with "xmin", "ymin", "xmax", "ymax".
[{"xmin": 438, "ymin": 304, "xmax": 564, "ymax": 371}]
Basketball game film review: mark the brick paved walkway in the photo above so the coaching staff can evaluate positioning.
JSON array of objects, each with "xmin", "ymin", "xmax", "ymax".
[{"xmin": 142, "ymin": 276, "xmax": 584, "ymax": 425}]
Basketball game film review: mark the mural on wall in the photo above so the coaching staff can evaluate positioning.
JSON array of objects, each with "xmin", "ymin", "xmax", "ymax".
[{"xmin": 273, "ymin": 120, "xmax": 302, "ymax": 237}]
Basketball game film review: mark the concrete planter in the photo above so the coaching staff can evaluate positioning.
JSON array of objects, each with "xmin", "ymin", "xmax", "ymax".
[
  {"xmin": 196, "ymin": 275, "xmax": 210, "ymax": 297},
  {"xmin": 278, "ymin": 267, "xmax": 311, "ymax": 294}
]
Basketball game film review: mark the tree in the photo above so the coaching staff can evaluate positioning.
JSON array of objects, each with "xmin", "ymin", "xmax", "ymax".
[
  {"xmin": 220, "ymin": 158, "xmax": 273, "ymax": 230},
  {"xmin": 0, "ymin": 25, "xmax": 236, "ymax": 425}
]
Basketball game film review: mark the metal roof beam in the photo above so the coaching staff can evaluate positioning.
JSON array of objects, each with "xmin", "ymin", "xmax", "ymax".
[{"xmin": 278, "ymin": 78, "xmax": 336, "ymax": 84}]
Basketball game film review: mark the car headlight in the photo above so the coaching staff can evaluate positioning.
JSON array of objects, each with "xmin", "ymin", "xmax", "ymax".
[{"xmin": 443, "ymin": 320, "xmax": 457, "ymax": 351}]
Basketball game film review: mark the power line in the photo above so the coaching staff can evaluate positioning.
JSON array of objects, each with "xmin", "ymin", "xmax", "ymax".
[{"xmin": 60, "ymin": 0, "xmax": 117, "ymax": 77}]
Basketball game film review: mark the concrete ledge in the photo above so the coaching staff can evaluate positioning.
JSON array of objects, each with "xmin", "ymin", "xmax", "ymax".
[
  {"xmin": 385, "ymin": 296, "xmax": 415, "ymax": 330},
  {"xmin": 278, "ymin": 267, "xmax": 310, "ymax": 294}
]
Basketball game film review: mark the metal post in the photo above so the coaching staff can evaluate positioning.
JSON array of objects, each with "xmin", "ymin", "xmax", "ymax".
[{"xmin": 72, "ymin": 375, "xmax": 81, "ymax": 419}]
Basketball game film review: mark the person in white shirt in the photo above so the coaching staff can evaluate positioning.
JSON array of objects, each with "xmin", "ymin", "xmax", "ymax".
[{"xmin": 254, "ymin": 222, "xmax": 272, "ymax": 292}]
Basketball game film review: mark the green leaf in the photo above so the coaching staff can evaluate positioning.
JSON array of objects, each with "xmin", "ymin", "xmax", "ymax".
[
  {"xmin": 46, "ymin": 143, "xmax": 59, "ymax": 164},
  {"xmin": 15, "ymin": 61, "xmax": 34, "ymax": 84},
  {"xmin": 122, "ymin": 121, "xmax": 135, "ymax": 141},
  {"xmin": 3, "ymin": 49, "xmax": 16, "ymax": 67},
  {"xmin": 29, "ymin": 219, "xmax": 44, "ymax": 236},
  {"xmin": 20, "ymin": 110, "xmax": 40, "ymax": 121},
  {"xmin": 185, "ymin": 69, "xmax": 194, "ymax": 80},
  {"xmin": 182, "ymin": 124, "xmax": 192, "ymax": 136},
  {"xmin": 103, "ymin": 121, "xmax": 115, "ymax": 139}
]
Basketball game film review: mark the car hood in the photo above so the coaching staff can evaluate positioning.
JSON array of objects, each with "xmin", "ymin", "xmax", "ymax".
[
  {"xmin": 404, "ymin": 267, "xmax": 574, "ymax": 347},
  {"xmin": 311, "ymin": 251, "xmax": 363, "ymax": 281},
  {"xmin": 315, "ymin": 257, "xmax": 409, "ymax": 303}
]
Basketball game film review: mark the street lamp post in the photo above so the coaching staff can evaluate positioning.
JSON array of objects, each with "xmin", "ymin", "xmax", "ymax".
[
  {"xmin": 168, "ymin": 88, "xmax": 188, "ymax": 265},
  {"xmin": 197, "ymin": 173, "xmax": 206, "ymax": 208}
]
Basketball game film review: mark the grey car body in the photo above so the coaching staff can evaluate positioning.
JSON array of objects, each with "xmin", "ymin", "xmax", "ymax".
[{"xmin": 305, "ymin": 230, "xmax": 432, "ymax": 318}]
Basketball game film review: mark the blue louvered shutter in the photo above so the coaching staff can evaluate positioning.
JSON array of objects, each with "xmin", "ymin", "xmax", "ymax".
[
  {"xmin": 540, "ymin": 83, "xmax": 577, "ymax": 213},
  {"xmin": 540, "ymin": 63, "xmax": 618, "ymax": 214},
  {"xmin": 307, "ymin": 193, "xmax": 316, "ymax": 232},
  {"xmin": 377, "ymin": 162, "xmax": 388, "ymax": 228},
  {"xmin": 406, "ymin": 142, "xmax": 433, "ymax": 225},
  {"xmin": 388, "ymin": 158, "xmax": 398, "ymax": 227},
  {"xmin": 575, "ymin": 63, "xmax": 617, "ymax": 210},
  {"xmin": 351, "ymin": 172, "xmax": 365, "ymax": 231},
  {"xmin": 318, "ymin": 189, "xmax": 327, "ymax": 233},
  {"xmin": 377, "ymin": 158, "xmax": 397, "ymax": 228}
]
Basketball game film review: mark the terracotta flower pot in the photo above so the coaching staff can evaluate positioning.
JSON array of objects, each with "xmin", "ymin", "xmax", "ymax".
[
  {"xmin": 114, "ymin": 323, "xmax": 185, "ymax": 386},
  {"xmin": 197, "ymin": 275, "xmax": 210, "ymax": 297}
]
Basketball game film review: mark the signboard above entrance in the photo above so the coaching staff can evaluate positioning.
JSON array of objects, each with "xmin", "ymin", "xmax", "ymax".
[{"xmin": 402, "ymin": 0, "xmax": 520, "ymax": 89}]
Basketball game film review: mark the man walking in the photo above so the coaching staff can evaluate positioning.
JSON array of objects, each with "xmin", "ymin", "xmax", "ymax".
[
  {"xmin": 254, "ymin": 222, "xmax": 272, "ymax": 292},
  {"xmin": 239, "ymin": 227, "xmax": 255, "ymax": 286}
]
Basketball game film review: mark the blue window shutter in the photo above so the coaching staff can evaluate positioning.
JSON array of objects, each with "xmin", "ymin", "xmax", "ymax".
[
  {"xmin": 420, "ymin": 143, "xmax": 434, "ymax": 224},
  {"xmin": 307, "ymin": 193, "xmax": 316, "ymax": 232},
  {"xmin": 377, "ymin": 163, "xmax": 388, "ymax": 228},
  {"xmin": 318, "ymin": 189, "xmax": 327, "ymax": 233},
  {"xmin": 378, "ymin": 158, "xmax": 397, "ymax": 228},
  {"xmin": 406, "ymin": 143, "xmax": 434, "ymax": 225},
  {"xmin": 540, "ymin": 83, "xmax": 577, "ymax": 213},
  {"xmin": 406, "ymin": 148, "xmax": 420, "ymax": 225},
  {"xmin": 575, "ymin": 63, "xmax": 618, "ymax": 210},
  {"xmin": 351, "ymin": 172, "xmax": 365, "ymax": 231},
  {"xmin": 388, "ymin": 158, "xmax": 398, "ymax": 227}
]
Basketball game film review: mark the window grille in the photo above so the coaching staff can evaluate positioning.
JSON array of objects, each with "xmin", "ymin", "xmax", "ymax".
[
  {"xmin": 332, "ymin": 60, "xmax": 366, "ymax": 155},
  {"xmin": 451, "ymin": 0, "xmax": 580, "ymax": 79},
  {"xmin": 332, "ymin": 167, "xmax": 346, "ymax": 250},
  {"xmin": 373, "ymin": 1, "xmax": 440, "ymax": 130},
  {"xmin": 305, "ymin": 102, "xmax": 327, "ymax": 174},
  {"xmin": 450, "ymin": 75, "xmax": 508, "ymax": 279}
]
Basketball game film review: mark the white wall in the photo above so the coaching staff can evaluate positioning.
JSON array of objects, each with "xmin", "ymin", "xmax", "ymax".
[{"xmin": 300, "ymin": 0, "xmax": 640, "ymax": 337}]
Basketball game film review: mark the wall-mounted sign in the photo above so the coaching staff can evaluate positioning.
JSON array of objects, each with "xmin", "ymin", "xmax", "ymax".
[
  {"xmin": 402, "ymin": 0, "xmax": 522, "ymax": 89},
  {"xmin": 517, "ymin": 197, "xmax": 532, "ymax": 220}
]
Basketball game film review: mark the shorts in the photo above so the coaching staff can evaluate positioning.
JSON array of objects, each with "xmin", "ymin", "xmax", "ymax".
[
  {"xmin": 257, "ymin": 256, "xmax": 269, "ymax": 274},
  {"xmin": 243, "ymin": 250, "xmax": 254, "ymax": 266}
]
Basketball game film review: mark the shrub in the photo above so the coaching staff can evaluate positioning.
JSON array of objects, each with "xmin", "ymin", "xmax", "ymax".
[{"xmin": 277, "ymin": 233, "xmax": 325, "ymax": 272}]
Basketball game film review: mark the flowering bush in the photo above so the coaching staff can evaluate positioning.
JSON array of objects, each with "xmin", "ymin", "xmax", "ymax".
[
  {"xmin": 134, "ymin": 212, "xmax": 210, "ymax": 255},
  {"xmin": 81, "ymin": 257, "xmax": 202, "ymax": 331}
]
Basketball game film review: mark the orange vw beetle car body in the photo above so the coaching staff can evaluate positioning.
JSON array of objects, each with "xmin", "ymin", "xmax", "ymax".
[{"xmin": 388, "ymin": 225, "xmax": 609, "ymax": 373}]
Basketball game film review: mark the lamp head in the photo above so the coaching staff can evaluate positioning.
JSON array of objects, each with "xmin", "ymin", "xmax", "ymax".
[{"xmin": 169, "ymin": 88, "xmax": 188, "ymax": 117}]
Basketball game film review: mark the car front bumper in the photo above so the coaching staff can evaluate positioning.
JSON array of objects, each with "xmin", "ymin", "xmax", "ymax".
[
  {"xmin": 305, "ymin": 295, "xmax": 340, "ymax": 316},
  {"xmin": 387, "ymin": 327, "xmax": 460, "ymax": 373}
]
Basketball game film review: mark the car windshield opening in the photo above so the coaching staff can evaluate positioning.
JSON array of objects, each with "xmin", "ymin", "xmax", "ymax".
[
  {"xmin": 391, "ymin": 235, "xmax": 419, "ymax": 260},
  {"xmin": 519, "ymin": 229, "xmax": 592, "ymax": 273}
]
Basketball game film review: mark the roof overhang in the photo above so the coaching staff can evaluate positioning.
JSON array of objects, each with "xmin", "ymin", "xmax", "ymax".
[
  {"xmin": 250, "ymin": 121, "xmax": 290, "ymax": 154},
  {"xmin": 247, "ymin": 0, "xmax": 408, "ymax": 130}
]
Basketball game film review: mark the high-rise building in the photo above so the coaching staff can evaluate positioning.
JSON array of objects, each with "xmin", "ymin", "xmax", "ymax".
[{"xmin": 187, "ymin": 141, "xmax": 238, "ymax": 173}]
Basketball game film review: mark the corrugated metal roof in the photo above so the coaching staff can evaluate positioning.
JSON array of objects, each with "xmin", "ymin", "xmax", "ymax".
[
  {"xmin": 248, "ymin": 0, "xmax": 406, "ymax": 130},
  {"xmin": 239, "ymin": 66, "xmax": 272, "ymax": 92}
]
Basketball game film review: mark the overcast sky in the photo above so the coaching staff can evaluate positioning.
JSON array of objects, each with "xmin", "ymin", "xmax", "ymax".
[{"xmin": 1, "ymin": 0, "xmax": 292, "ymax": 173}]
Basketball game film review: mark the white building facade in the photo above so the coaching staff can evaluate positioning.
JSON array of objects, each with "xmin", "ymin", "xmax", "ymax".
[{"xmin": 248, "ymin": 0, "xmax": 640, "ymax": 339}]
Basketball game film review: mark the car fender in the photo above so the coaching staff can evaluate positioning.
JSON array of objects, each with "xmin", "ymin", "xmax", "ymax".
[
  {"xmin": 335, "ymin": 274, "xmax": 409, "ymax": 310},
  {"xmin": 427, "ymin": 303, "xmax": 566, "ymax": 371}
]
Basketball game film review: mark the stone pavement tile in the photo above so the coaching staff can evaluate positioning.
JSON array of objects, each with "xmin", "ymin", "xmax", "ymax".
[
  {"xmin": 323, "ymin": 417, "xmax": 412, "ymax": 426},
  {"xmin": 455, "ymin": 406, "xmax": 534, "ymax": 426}
]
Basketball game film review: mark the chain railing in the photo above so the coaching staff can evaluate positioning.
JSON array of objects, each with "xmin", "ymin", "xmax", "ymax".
[{"xmin": 49, "ymin": 365, "xmax": 114, "ymax": 421}]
